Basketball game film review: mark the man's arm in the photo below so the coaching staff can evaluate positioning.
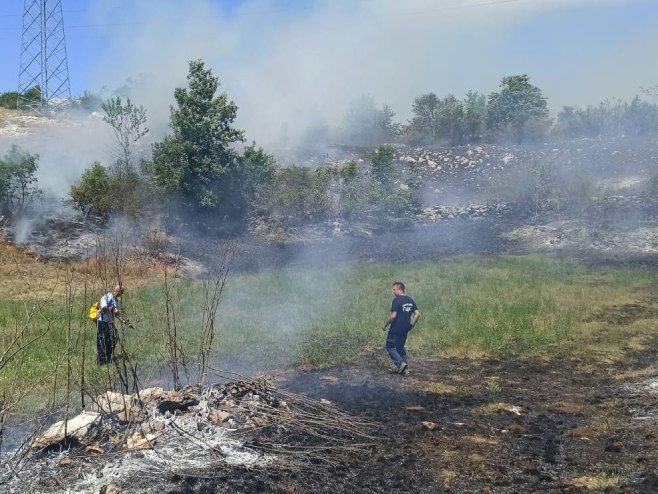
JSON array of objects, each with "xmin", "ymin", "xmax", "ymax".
[
  {"xmin": 100, "ymin": 296, "xmax": 118, "ymax": 314},
  {"xmin": 411, "ymin": 309, "xmax": 421, "ymax": 328},
  {"xmin": 382, "ymin": 311, "xmax": 397, "ymax": 331}
]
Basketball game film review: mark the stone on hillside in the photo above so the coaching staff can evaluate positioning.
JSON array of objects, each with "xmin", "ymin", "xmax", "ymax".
[{"xmin": 32, "ymin": 411, "xmax": 101, "ymax": 449}]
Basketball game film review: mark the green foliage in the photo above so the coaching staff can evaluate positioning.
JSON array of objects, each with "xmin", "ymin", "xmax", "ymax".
[
  {"xmin": 0, "ymin": 91, "xmax": 20, "ymax": 110},
  {"xmin": 69, "ymin": 162, "xmax": 114, "ymax": 220},
  {"xmin": 409, "ymin": 92, "xmax": 440, "ymax": 143},
  {"xmin": 259, "ymin": 166, "xmax": 334, "ymax": 226},
  {"xmin": 370, "ymin": 144, "xmax": 396, "ymax": 191},
  {"xmin": 227, "ymin": 143, "xmax": 276, "ymax": 217},
  {"xmin": 70, "ymin": 161, "xmax": 151, "ymax": 222},
  {"xmin": 340, "ymin": 95, "xmax": 399, "ymax": 145},
  {"xmin": 15, "ymin": 86, "xmax": 43, "ymax": 110},
  {"xmin": 464, "ymin": 91, "xmax": 487, "ymax": 142},
  {"xmin": 486, "ymin": 74, "xmax": 550, "ymax": 142},
  {"xmin": 553, "ymin": 96, "xmax": 658, "ymax": 139},
  {"xmin": 258, "ymin": 145, "xmax": 417, "ymax": 230},
  {"xmin": 0, "ymin": 146, "xmax": 41, "ymax": 216},
  {"xmin": 151, "ymin": 59, "xmax": 245, "ymax": 210},
  {"xmin": 408, "ymin": 93, "xmax": 470, "ymax": 145},
  {"xmin": 102, "ymin": 96, "xmax": 149, "ymax": 169}
]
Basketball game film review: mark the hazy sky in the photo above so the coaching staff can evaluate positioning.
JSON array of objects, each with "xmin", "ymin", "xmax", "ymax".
[{"xmin": 1, "ymin": 0, "xmax": 658, "ymax": 143}]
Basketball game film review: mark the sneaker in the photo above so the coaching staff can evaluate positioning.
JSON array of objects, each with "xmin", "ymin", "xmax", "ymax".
[{"xmin": 397, "ymin": 362, "xmax": 408, "ymax": 375}]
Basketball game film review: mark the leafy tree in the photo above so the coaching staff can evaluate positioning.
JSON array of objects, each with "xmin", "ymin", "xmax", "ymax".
[
  {"xmin": 486, "ymin": 75, "xmax": 550, "ymax": 142},
  {"xmin": 225, "ymin": 143, "xmax": 277, "ymax": 217},
  {"xmin": 464, "ymin": 91, "xmax": 487, "ymax": 142},
  {"xmin": 553, "ymin": 106, "xmax": 583, "ymax": 138},
  {"xmin": 0, "ymin": 146, "xmax": 41, "ymax": 216},
  {"xmin": 150, "ymin": 59, "xmax": 244, "ymax": 210},
  {"xmin": 553, "ymin": 96, "xmax": 658, "ymax": 139},
  {"xmin": 624, "ymin": 96, "xmax": 658, "ymax": 136},
  {"xmin": 69, "ymin": 162, "xmax": 114, "ymax": 221},
  {"xmin": 435, "ymin": 95, "xmax": 465, "ymax": 145},
  {"xmin": 410, "ymin": 93, "xmax": 440, "ymax": 143},
  {"xmin": 409, "ymin": 93, "xmax": 467, "ymax": 145},
  {"xmin": 340, "ymin": 95, "xmax": 398, "ymax": 145},
  {"xmin": 102, "ymin": 96, "xmax": 149, "ymax": 170}
]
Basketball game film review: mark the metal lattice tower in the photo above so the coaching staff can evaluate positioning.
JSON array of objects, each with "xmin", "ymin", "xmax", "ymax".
[{"xmin": 17, "ymin": 0, "xmax": 71, "ymax": 114}]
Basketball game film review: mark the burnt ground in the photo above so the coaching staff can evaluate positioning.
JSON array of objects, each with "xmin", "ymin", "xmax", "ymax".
[
  {"xmin": 3, "ymin": 295, "xmax": 658, "ymax": 493},
  {"xmin": 164, "ymin": 341, "xmax": 658, "ymax": 493}
]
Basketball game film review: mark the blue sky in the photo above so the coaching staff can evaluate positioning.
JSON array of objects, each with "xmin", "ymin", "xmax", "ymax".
[{"xmin": 1, "ymin": 0, "xmax": 658, "ymax": 137}]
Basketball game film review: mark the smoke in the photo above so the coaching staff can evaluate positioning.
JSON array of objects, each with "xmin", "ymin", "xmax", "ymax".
[{"xmin": 85, "ymin": 0, "xmax": 655, "ymax": 147}]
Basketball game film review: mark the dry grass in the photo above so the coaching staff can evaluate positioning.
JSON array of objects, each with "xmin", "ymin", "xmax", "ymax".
[
  {"xmin": 611, "ymin": 366, "xmax": 657, "ymax": 381},
  {"xmin": 564, "ymin": 426, "xmax": 604, "ymax": 438},
  {"xmin": 473, "ymin": 402, "xmax": 524, "ymax": 415},
  {"xmin": 569, "ymin": 473, "xmax": 620, "ymax": 490},
  {"xmin": 0, "ymin": 243, "xmax": 174, "ymax": 301},
  {"xmin": 463, "ymin": 435, "xmax": 498, "ymax": 446}
]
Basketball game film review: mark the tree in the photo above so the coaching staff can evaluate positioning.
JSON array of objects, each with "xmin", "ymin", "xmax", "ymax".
[
  {"xmin": 101, "ymin": 96, "xmax": 149, "ymax": 170},
  {"xmin": 410, "ymin": 93, "xmax": 440, "ymax": 143},
  {"xmin": 464, "ymin": 91, "xmax": 487, "ymax": 142},
  {"xmin": 434, "ymin": 95, "xmax": 465, "ymax": 145},
  {"xmin": 624, "ymin": 96, "xmax": 658, "ymax": 136},
  {"xmin": 0, "ymin": 146, "xmax": 41, "ymax": 216},
  {"xmin": 340, "ymin": 95, "xmax": 398, "ymax": 145},
  {"xmin": 408, "ymin": 93, "xmax": 467, "ymax": 145},
  {"xmin": 69, "ymin": 162, "xmax": 114, "ymax": 221},
  {"xmin": 553, "ymin": 106, "xmax": 585, "ymax": 139},
  {"xmin": 225, "ymin": 143, "xmax": 277, "ymax": 217},
  {"xmin": 150, "ymin": 59, "xmax": 244, "ymax": 210},
  {"xmin": 486, "ymin": 75, "xmax": 550, "ymax": 142}
]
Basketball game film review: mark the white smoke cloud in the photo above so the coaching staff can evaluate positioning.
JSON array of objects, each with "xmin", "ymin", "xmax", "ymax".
[{"xmin": 84, "ymin": 0, "xmax": 653, "ymax": 146}]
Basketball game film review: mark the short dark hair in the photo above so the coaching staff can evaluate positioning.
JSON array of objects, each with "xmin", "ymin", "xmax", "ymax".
[{"xmin": 392, "ymin": 281, "xmax": 405, "ymax": 292}]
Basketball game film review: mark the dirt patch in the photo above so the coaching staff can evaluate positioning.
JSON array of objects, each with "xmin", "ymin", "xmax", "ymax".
[{"xmin": 586, "ymin": 303, "xmax": 658, "ymax": 325}]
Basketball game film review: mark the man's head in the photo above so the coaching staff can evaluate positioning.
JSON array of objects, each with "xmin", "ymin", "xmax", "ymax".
[
  {"xmin": 392, "ymin": 282, "xmax": 406, "ymax": 296},
  {"xmin": 112, "ymin": 285, "xmax": 124, "ymax": 298}
]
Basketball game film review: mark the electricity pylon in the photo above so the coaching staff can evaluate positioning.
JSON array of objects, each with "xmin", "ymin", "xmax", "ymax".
[{"xmin": 17, "ymin": 0, "xmax": 72, "ymax": 114}]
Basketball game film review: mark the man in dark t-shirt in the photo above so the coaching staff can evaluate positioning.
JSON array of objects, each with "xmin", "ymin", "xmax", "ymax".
[{"xmin": 382, "ymin": 281, "xmax": 421, "ymax": 375}]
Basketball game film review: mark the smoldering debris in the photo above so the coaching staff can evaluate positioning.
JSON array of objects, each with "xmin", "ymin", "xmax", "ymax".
[{"xmin": 1, "ymin": 379, "xmax": 375, "ymax": 493}]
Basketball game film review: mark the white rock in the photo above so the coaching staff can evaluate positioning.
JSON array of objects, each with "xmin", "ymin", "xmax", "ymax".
[{"xmin": 32, "ymin": 411, "xmax": 101, "ymax": 449}]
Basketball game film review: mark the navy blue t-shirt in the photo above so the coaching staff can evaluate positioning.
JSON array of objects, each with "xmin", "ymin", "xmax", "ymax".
[{"xmin": 390, "ymin": 295, "xmax": 418, "ymax": 332}]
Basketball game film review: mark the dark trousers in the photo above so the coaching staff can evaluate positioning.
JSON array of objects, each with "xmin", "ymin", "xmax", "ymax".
[
  {"xmin": 97, "ymin": 320, "xmax": 117, "ymax": 365},
  {"xmin": 386, "ymin": 329, "xmax": 409, "ymax": 368}
]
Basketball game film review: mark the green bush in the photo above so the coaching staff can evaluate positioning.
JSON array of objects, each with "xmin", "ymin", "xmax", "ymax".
[
  {"xmin": 69, "ymin": 162, "xmax": 114, "ymax": 221},
  {"xmin": 0, "ymin": 91, "xmax": 20, "ymax": 110},
  {"xmin": 70, "ymin": 161, "xmax": 153, "ymax": 222}
]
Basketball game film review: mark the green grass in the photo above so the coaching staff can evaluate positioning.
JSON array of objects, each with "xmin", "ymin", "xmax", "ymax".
[{"xmin": 2, "ymin": 254, "xmax": 656, "ymax": 413}]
